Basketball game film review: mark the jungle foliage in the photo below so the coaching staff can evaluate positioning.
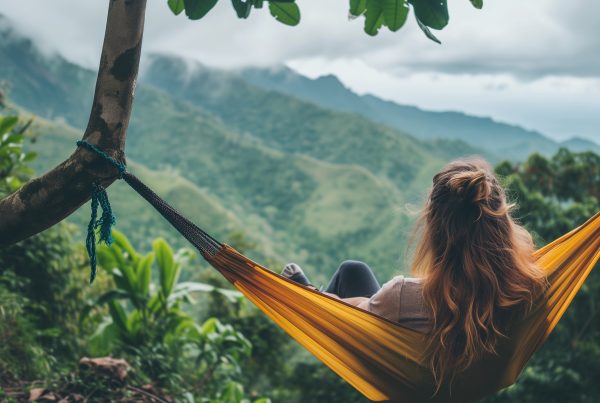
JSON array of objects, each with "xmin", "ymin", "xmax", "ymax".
[
  {"xmin": 484, "ymin": 149, "xmax": 600, "ymax": 403},
  {"xmin": 0, "ymin": 114, "xmax": 268, "ymax": 402},
  {"xmin": 3, "ymin": 108, "xmax": 598, "ymax": 402}
]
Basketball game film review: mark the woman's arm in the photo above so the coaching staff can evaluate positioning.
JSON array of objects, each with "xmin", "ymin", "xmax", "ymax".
[
  {"xmin": 323, "ymin": 292, "xmax": 370, "ymax": 310},
  {"xmin": 343, "ymin": 296, "xmax": 370, "ymax": 310}
]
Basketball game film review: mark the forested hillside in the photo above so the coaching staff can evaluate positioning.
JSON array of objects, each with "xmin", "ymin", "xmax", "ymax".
[{"xmin": 1, "ymin": 18, "xmax": 486, "ymax": 281}]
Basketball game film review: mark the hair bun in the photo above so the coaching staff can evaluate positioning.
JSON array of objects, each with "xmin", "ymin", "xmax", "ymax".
[{"xmin": 447, "ymin": 169, "xmax": 491, "ymax": 204}]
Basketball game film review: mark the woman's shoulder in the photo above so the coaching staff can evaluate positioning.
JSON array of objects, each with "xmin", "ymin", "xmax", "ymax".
[
  {"xmin": 385, "ymin": 274, "xmax": 406, "ymax": 285},
  {"xmin": 402, "ymin": 276, "xmax": 424, "ymax": 287},
  {"xmin": 381, "ymin": 275, "xmax": 423, "ymax": 290}
]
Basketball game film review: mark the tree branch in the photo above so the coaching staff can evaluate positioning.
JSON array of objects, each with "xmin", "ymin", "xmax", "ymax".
[{"xmin": 0, "ymin": 0, "xmax": 147, "ymax": 246}]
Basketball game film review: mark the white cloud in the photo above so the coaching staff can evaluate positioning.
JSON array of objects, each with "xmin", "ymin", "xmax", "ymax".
[
  {"xmin": 0, "ymin": 0, "xmax": 598, "ymax": 142},
  {"xmin": 288, "ymin": 57, "xmax": 600, "ymax": 141}
]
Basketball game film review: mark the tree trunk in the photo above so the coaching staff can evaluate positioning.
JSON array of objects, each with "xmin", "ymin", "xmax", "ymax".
[{"xmin": 0, "ymin": 0, "xmax": 147, "ymax": 246}]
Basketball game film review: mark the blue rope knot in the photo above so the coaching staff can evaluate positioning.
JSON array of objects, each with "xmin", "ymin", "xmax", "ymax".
[
  {"xmin": 76, "ymin": 140, "xmax": 126, "ymax": 177},
  {"xmin": 77, "ymin": 140, "xmax": 125, "ymax": 283}
]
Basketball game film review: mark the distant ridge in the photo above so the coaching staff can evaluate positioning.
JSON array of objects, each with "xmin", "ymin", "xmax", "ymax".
[
  {"xmin": 1, "ymin": 13, "xmax": 597, "ymax": 280},
  {"xmin": 0, "ymin": 18, "xmax": 482, "ymax": 278},
  {"xmin": 560, "ymin": 137, "xmax": 600, "ymax": 153},
  {"xmin": 239, "ymin": 66, "xmax": 600, "ymax": 159}
]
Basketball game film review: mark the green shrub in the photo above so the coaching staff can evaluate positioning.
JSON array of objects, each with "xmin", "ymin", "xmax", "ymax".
[
  {"xmin": 0, "ymin": 112, "xmax": 91, "ymax": 385},
  {"xmin": 88, "ymin": 230, "xmax": 264, "ymax": 401},
  {"xmin": 0, "ymin": 273, "xmax": 53, "ymax": 383}
]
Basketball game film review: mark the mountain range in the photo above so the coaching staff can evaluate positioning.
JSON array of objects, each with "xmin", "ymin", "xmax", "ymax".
[
  {"xmin": 240, "ymin": 66, "xmax": 599, "ymax": 159},
  {"xmin": 1, "ymin": 15, "xmax": 597, "ymax": 281}
]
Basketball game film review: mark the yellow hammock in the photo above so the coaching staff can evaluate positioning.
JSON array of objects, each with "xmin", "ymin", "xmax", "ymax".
[
  {"xmin": 79, "ymin": 157, "xmax": 599, "ymax": 403},
  {"xmin": 203, "ymin": 211, "xmax": 600, "ymax": 402}
]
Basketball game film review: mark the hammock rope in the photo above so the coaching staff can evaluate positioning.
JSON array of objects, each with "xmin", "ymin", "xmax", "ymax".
[
  {"xmin": 78, "ymin": 140, "xmax": 222, "ymax": 283},
  {"xmin": 75, "ymin": 140, "xmax": 600, "ymax": 402},
  {"xmin": 76, "ymin": 140, "xmax": 126, "ymax": 176}
]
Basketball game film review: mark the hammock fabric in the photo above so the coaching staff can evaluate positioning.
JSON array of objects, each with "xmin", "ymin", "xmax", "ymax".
[{"xmin": 78, "ymin": 142, "xmax": 600, "ymax": 402}]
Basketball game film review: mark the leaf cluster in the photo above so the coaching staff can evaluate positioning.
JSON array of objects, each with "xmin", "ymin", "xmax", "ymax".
[
  {"xmin": 166, "ymin": 0, "xmax": 484, "ymax": 42},
  {"xmin": 86, "ymin": 230, "xmax": 261, "ymax": 401},
  {"xmin": 352, "ymin": 0, "xmax": 480, "ymax": 41},
  {"xmin": 168, "ymin": 0, "xmax": 300, "ymax": 26},
  {"xmin": 0, "ymin": 115, "xmax": 36, "ymax": 198}
]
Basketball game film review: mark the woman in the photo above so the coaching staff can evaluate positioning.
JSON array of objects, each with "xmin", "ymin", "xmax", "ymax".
[{"xmin": 282, "ymin": 158, "xmax": 547, "ymax": 387}]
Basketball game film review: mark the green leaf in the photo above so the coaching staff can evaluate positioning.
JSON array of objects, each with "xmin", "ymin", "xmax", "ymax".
[
  {"xmin": 269, "ymin": 2, "xmax": 300, "ymax": 26},
  {"xmin": 109, "ymin": 244, "xmax": 127, "ymax": 270},
  {"xmin": 118, "ymin": 256, "xmax": 138, "ymax": 296},
  {"xmin": 97, "ymin": 289, "xmax": 130, "ymax": 306},
  {"xmin": 349, "ymin": 0, "xmax": 367, "ymax": 16},
  {"xmin": 5, "ymin": 176, "xmax": 21, "ymax": 190},
  {"xmin": 470, "ymin": 0, "xmax": 483, "ymax": 9},
  {"xmin": 97, "ymin": 245, "xmax": 117, "ymax": 271},
  {"xmin": 108, "ymin": 300, "xmax": 129, "ymax": 334},
  {"xmin": 127, "ymin": 309, "xmax": 143, "ymax": 339},
  {"xmin": 20, "ymin": 152, "xmax": 37, "ymax": 163},
  {"xmin": 409, "ymin": 0, "xmax": 448, "ymax": 30},
  {"xmin": 136, "ymin": 252, "xmax": 154, "ymax": 296},
  {"xmin": 174, "ymin": 319, "xmax": 201, "ymax": 338},
  {"xmin": 88, "ymin": 321, "xmax": 119, "ymax": 356},
  {"xmin": 15, "ymin": 165, "xmax": 34, "ymax": 177},
  {"xmin": 168, "ymin": 0, "xmax": 185, "ymax": 14},
  {"xmin": 184, "ymin": 0, "xmax": 219, "ymax": 20},
  {"xmin": 382, "ymin": 0, "xmax": 409, "ymax": 32},
  {"xmin": 112, "ymin": 229, "xmax": 137, "ymax": 262},
  {"xmin": 0, "ymin": 116, "xmax": 18, "ymax": 136},
  {"xmin": 219, "ymin": 381, "xmax": 245, "ymax": 403},
  {"xmin": 201, "ymin": 317, "xmax": 219, "ymax": 334},
  {"xmin": 148, "ymin": 294, "xmax": 163, "ymax": 313},
  {"xmin": 1, "ymin": 133, "xmax": 23, "ymax": 147},
  {"xmin": 415, "ymin": 14, "xmax": 441, "ymax": 44},
  {"xmin": 231, "ymin": 0, "xmax": 252, "ymax": 18},
  {"xmin": 153, "ymin": 238, "xmax": 177, "ymax": 297},
  {"xmin": 80, "ymin": 289, "xmax": 129, "ymax": 322},
  {"xmin": 110, "ymin": 270, "xmax": 129, "ymax": 292},
  {"xmin": 172, "ymin": 281, "xmax": 243, "ymax": 302},
  {"xmin": 364, "ymin": 0, "xmax": 384, "ymax": 36},
  {"xmin": 164, "ymin": 309, "xmax": 193, "ymax": 335}
]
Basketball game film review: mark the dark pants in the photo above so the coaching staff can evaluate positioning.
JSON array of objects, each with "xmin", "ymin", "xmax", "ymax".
[{"xmin": 292, "ymin": 260, "xmax": 381, "ymax": 298}]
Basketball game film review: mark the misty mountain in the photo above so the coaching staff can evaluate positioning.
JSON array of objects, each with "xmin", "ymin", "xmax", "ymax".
[
  {"xmin": 2, "ymin": 14, "xmax": 595, "ymax": 281},
  {"xmin": 0, "ymin": 17, "xmax": 472, "ymax": 280},
  {"xmin": 240, "ymin": 66, "xmax": 600, "ymax": 158}
]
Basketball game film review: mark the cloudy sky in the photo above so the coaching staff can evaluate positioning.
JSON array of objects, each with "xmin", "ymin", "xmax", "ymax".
[{"xmin": 1, "ymin": 0, "xmax": 598, "ymax": 142}]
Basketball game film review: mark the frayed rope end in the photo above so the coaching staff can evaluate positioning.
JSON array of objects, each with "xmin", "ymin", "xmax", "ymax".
[
  {"xmin": 85, "ymin": 183, "xmax": 117, "ymax": 284},
  {"xmin": 76, "ymin": 139, "xmax": 125, "ymax": 284}
]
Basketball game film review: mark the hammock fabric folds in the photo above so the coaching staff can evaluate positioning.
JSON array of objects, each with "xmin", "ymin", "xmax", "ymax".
[{"xmin": 120, "ymin": 170, "xmax": 599, "ymax": 402}]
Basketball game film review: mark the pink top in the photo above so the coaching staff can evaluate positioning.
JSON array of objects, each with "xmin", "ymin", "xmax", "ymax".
[{"xmin": 368, "ymin": 275, "xmax": 430, "ymax": 333}]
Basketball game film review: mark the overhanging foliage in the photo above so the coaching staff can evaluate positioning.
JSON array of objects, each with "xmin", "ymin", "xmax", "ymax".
[{"xmin": 168, "ymin": 0, "xmax": 484, "ymax": 42}]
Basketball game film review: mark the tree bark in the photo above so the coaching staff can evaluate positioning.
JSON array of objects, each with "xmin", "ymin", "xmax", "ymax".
[{"xmin": 0, "ymin": 0, "xmax": 147, "ymax": 246}]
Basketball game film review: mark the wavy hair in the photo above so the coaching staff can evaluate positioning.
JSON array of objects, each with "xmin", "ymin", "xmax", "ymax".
[{"xmin": 410, "ymin": 158, "xmax": 547, "ymax": 390}]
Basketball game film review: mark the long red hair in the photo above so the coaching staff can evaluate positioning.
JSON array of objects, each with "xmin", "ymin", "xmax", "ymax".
[{"xmin": 411, "ymin": 158, "xmax": 546, "ymax": 390}]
